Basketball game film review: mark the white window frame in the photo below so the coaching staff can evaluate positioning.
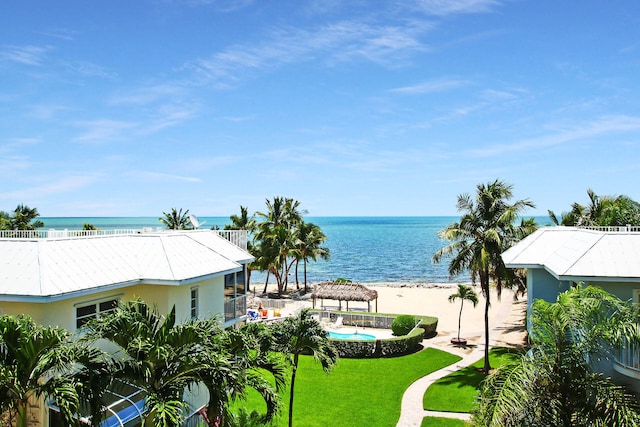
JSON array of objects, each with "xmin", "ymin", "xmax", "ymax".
[
  {"xmin": 75, "ymin": 294, "xmax": 121, "ymax": 330},
  {"xmin": 190, "ymin": 286, "xmax": 199, "ymax": 320}
]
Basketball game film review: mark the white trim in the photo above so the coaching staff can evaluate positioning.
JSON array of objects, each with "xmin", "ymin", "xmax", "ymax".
[{"xmin": 190, "ymin": 286, "xmax": 199, "ymax": 320}]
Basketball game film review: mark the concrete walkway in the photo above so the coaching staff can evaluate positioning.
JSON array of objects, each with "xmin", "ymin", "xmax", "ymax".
[{"xmin": 396, "ymin": 293, "xmax": 526, "ymax": 426}]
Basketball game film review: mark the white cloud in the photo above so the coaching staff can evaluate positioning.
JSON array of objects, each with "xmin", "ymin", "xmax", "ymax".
[
  {"xmin": 390, "ymin": 78, "xmax": 470, "ymax": 94},
  {"xmin": 468, "ymin": 115, "xmax": 640, "ymax": 157},
  {"xmin": 72, "ymin": 119, "xmax": 138, "ymax": 143},
  {"xmin": 134, "ymin": 171, "xmax": 202, "ymax": 183},
  {"xmin": 0, "ymin": 175, "xmax": 98, "ymax": 200},
  {"xmin": 185, "ymin": 19, "xmax": 431, "ymax": 87},
  {"xmin": 63, "ymin": 61, "xmax": 118, "ymax": 79},
  {"xmin": 412, "ymin": 0, "xmax": 501, "ymax": 16},
  {"xmin": 109, "ymin": 84, "xmax": 188, "ymax": 105},
  {"xmin": 0, "ymin": 44, "xmax": 52, "ymax": 66}
]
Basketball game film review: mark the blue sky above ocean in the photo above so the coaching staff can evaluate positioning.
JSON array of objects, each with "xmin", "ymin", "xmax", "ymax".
[{"xmin": 2, "ymin": 1, "xmax": 639, "ymax": 217}]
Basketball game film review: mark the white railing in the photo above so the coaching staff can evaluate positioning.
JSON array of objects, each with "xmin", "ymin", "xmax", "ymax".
[
  {"xmin": 577, "ymin": 225, "xmax": 640, "ymax": 232},
  {"xmin": 0, "ymin": 228, "xmax": 248, "ymax": 250},
  {"xmin": 0, "ymin": 229, "xmax": 144, "ymax": 239},
  {"xmin": 616, "ymin": 344, "xmax": 640, "ymax": 372},
  {"xmin": 216, "ymin": 230, "xmax": 248, "ymax": 250},
  {"xmin": 224, "ymin": 295, "xmax": 247, "ymax": 323}
]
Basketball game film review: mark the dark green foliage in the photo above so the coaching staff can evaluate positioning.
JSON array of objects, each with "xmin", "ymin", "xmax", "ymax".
[
  {"xmin": 549, "ymin": 188, "xmax": 640, "ymax": 226},
  {"xmin": 0, "ymin": 204, "xmax": 44, "ymax": 230},
  {"xmin": 392, "ymin": 314, "xmax": 417, "ymax": 336},
  {"xmin": 159, "ymin": 207, "xmax": 191, "ymax": 229},
  {"xmin": 473, "ymin": 286, "xmax": 640, "ymax": 426}
]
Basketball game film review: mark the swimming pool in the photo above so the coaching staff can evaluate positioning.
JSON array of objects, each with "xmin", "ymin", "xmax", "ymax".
[{"xmin": 329, "ymin": 331, "xmax": 376, "ymax": 341}]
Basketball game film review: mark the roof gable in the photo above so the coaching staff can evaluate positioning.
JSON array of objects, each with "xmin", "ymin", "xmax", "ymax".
[{"xmin": 502, "ymin": 227, "xmax": 640, "ymax": 280}]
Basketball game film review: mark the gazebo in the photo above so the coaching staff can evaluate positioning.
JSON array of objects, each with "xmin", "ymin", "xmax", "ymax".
[{"xmin": 311, "ymin": 281, "xmax": 378, "ymax": 312}]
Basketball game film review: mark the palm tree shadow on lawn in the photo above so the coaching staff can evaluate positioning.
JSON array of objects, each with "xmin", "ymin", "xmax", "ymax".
[{"xmin": 430, "ymin": 347, "xmax": 523, "ymax": 389}]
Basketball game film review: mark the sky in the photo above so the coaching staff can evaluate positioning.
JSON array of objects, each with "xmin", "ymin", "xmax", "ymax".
[{"xmin": 1, "ymin": 1, "xmax": 640, "ymax": 218}]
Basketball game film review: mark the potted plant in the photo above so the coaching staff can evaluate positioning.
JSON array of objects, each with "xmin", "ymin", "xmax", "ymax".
[{"xmin": 448, "ymin": 284, "xmax": 478, "ymax": 345}]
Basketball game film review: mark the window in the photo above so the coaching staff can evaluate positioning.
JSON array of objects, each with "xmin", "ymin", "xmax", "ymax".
[
  {"xmin": 76, "ymin": 297, "xmax": 119, "ymax": 329},
  {"xmin": 190, "ymin": 287, "xmax": 199, "ymax": 319},
  {"xmin": 236, "ymin": 266, "xmax": 246, "ymax": 296},
  {"xmin": 224, "ymin": 273, "xmax": 235, "ymax": 300}
]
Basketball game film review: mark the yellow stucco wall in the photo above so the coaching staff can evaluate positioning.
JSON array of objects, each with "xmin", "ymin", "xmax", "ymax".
[
  {"xmin": 0, "ymin": 275, "xmax": 229, "ymax": 427},
  {"xmin": 0, "ymin": 276, "xmax": 226, "ymax": 332}
]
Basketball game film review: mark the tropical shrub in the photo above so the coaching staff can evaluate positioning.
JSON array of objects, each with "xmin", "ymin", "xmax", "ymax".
[{"xmin": 392, "ymin": 314, "xmax": 417, "ymax": 336}]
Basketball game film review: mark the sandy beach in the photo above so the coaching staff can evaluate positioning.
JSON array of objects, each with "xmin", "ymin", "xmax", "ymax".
[{"xmin": 258, "ymin": 282, "xmax": 529, "ymax": 351}]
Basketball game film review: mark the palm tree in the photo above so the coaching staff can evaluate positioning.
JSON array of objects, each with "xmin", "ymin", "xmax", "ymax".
[
  {"xmin": 225, "ymin": 205, "xmax": 257, "ymax": 287},
  {"xmin": 473, "ymin": 285, "xmax": 640, "ymax": 426},
  {"xmin": 433, "ymin": 179, "xmax": 534, "ymax": 373},
  {"xmin": 255, "ymin": 197, "xmax": 304, "ymax": 295},
  {"xmin": 448, "ymin": 284, "xmax": 478, "ymax": 344},
  {"xmin": 199, "ymin": 324, "xmax": 286, "ymax": 426},
  {"xmin": 159, "ymin": 207, "xmax": 191, "ymax": 230},
  {"xmin": 84, "ymin": 300, "xmax": 205, "ymax": 427},
  {"xmin": 0, "ymin": 210, "xmax": 11, "ymax": 230},
  {"xmin": 224, "ymin": 205, "xmax": 255, "ymax": 231},
  {"xmin": 72, "ymin": 346, "xmax": 124, "ymax": 427},
  {"xmin": 0, "ymin": 315, "xmax": 79, "ymax": 427},
  {"xmin": 9, "ymin": 204, "xmax": 44, "ymax": 230},
  {"xmin": 273, "ymin": 308, "xmax": 338, "ymax": 427},
  {"xmin": 292, "ymin": 221, "xmax": 330, "ymax": 293}
]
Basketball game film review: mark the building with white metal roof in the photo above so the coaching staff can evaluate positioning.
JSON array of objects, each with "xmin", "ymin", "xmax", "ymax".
[
  {"xmin": 502, "ymin": 226, "xmax": 640, "ymax": 388},
  {"xmin": 0, "ymin": 228, "xmax": 253, "ymax": 427}
]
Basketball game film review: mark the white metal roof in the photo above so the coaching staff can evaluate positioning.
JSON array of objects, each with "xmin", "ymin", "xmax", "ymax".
[
  {"xmin": 0, "ymin": 230, "xmax": 253, "ymax": 301},
  {"xmin": 502, "ymin": 227, "xmax": 640, "ymax": 281}
]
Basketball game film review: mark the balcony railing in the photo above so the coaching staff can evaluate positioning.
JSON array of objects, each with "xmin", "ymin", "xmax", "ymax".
[
  {"xmin": 0, "ymin": 228, "xmax": 248, "ymax": 250},
  {"xmin": 577, "ymin": 225, "xmax": 640, "ymax": 232},
  {"xmin": 224, "ymin": 295, "xmax": 247, "ymax": 323},
  {"xmin": 617, "ymin": 344, "xmax": 640, "ymax": 371}
]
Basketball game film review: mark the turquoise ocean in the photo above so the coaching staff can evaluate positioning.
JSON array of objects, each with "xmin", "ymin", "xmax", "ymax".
[{"xmin": 39, "ymin": 216, "xmax": 548, "ymax": 285}]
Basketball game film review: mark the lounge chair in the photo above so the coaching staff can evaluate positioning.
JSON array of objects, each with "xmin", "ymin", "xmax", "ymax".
[{"xmin": 247, "ymin": 310, "xmax": 260, "ymax": 322}]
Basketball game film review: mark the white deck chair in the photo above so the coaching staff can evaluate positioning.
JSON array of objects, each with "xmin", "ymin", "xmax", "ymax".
[{"xmin": 332, "ymin": 316, "xmax": 343, "ymax": 328}]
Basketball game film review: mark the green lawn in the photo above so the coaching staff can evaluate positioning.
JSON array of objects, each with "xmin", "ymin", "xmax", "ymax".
[
  {"xmin": 423, "ymin": 347, "xmax": 523, "ymax": 413},
  {"xmin": 238, "ymin": 347, "xmax": 461, "ymax": 427},
  {"xmin": 421, "ymin": 417, "xmax": 470, "ymax": 427}
]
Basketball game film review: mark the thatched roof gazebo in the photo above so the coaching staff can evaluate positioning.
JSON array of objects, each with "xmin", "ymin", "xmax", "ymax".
[{"xmin": 311, "ymin": 281, "xmax": 378, "ymax": 312}]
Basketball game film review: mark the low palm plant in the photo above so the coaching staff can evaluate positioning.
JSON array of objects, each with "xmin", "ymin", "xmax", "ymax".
[
  {"xmin": 84, "ymin": 300, "xmax": 205, "ymax": 427},
  {"xmin": 0, "ymin": 315, "xmax": 79, "ymax": 427},
  {"xmin": 448, "ymin": 284, "xmax": 478, "ymax": 343},
  {"xmin": 473, "ymin": 285, "xmax": 640, "ymax": 426}
]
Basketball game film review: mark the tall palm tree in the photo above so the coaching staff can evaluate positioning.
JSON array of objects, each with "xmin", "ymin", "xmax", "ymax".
[
  {"xmin": 448, "ymin": 284, "xmax": 478, "ymax": 343},
  {"xmin": 0, "ymin": 315, "xmax": 79, "ymax": 427},
  {"xmin": 474, "ymin": 285, "xmax": 640, "ymax": 426},
  {"xmin": 292, "ymin": 221, "xmax": 330, "ymax": 293},
  {"xmin": 159, "ymin": 207, "xmax": 191, "ymax": 230},
  {"xmin": 9, "ymin": 204, "xmax": 44, "ymax": 230},
  {"xmin": 433, "ymin": 179, "xmax": 534, "ymax": 373},
  {"xmin": 273, "ymin": 308, "xmax": 338, "ymax": 427},
  {"xmin": 255, "ymin": 197, "xmax": 304, "ymax": 295}
]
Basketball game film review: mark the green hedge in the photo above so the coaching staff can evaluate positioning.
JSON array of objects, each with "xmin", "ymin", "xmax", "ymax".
[
  {"xmin": 331, "ymin": 327, "xmax": 425, "ymax": 358},
  {"xmin": 311, "ymin": 310, "xmax": 438, "ymax": 358}
]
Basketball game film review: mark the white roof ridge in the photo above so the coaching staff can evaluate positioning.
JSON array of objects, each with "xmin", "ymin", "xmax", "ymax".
[{"xmin": 559, "ymin": 230, "xmax": 606, "ymax": 276}]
